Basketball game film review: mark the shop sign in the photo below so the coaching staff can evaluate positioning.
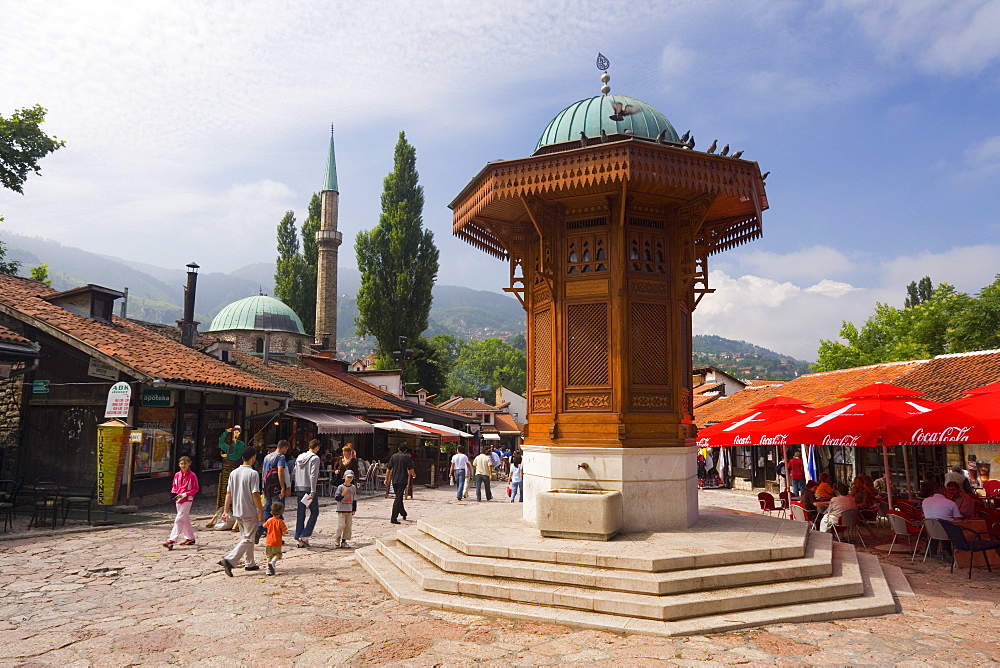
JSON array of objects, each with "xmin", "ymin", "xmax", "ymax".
[
  {"xmin": 105, "ymin": 382, "xmax": 132, "ymax": 418},
  {"xmin": 32, "ymin": 380, "xmax": 50, "ymax": 394},
  {"xmin": 141, "ymin": 389, "xmax": 173, "ymax": 407},
  {"xmin": 88, "ymin": 358, "xmax": 119, "ymax": 381}
]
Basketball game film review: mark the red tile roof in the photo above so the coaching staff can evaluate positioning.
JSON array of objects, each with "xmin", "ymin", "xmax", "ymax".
[
  {"xmin": 494, "ymin": 412, "xmax": 523, "ymax": 434},
  {"xmin": 0, "ymin": 274, "xmax": 287, "ymax": 395},
  {"xmin": 234, "ymin": 351, "xmax": 406, "ymax": 413},
  {"xmin": 0, "ymin": 324, "xmax": 32, "ymax": 345},
  {"xmin": 893, "ymin": 349, "xmax": 1000, "ymax": 402},
  {"xmin": 437, "ymin": 397, "xmax": 498, "ymax": 413}
]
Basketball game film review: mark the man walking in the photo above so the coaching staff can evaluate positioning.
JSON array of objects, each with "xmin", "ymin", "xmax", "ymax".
[
  {"xmin": 386, "ymin": 444, "xmax": 415, "ymax": 524},
  {"xmin": 258, "ymin": 440, "xmax": 291, "ymax": 539},
  {"xmin": 788, "ymin": 451, "xmax": 806, "ymax": 496},
  {"xmin": 473, "ymin": 447, "xmax": 494, "ymax": 501},
  {"xmin": 293, "ymin": 439, "xmax": 321, "ymax": 548},
  {"xmin": 449, "ymin": 444, "xmax": 472, "ymax": 501},
  {"xmin": 219, "ymin": 447, "xmax": 263, "ymax": 576}
]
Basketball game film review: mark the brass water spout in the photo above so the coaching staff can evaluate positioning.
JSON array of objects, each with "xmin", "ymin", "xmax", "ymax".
[{"xmin": 578, "ymin": 462, "xmax": 589, "ymax": 470}]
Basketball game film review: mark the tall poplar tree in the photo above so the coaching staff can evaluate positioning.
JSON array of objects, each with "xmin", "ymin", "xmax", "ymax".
[
  {"xmin": 298, "ymin": 193, "xmax": 321, "ymax": 335},
  {"xmin": 355, "ymin": 131, "xmax": 439, "ymax": 364},
  {"xmin": 274, "ymin": 210, "xmax": 304, "ymax": 313}
]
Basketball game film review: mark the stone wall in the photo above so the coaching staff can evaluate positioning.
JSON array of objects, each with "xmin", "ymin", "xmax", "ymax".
[
  {"xmin": 211, "ymin": 330, "xmax": 312, "ymax": 356},
  {"xmin": 0, "ymin": 364, "xmax": 25, "ymax": 479}
]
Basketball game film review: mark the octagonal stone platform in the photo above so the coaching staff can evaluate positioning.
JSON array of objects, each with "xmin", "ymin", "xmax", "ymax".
[{"xmin": 357, "ymin": 503, "xmax": 902, "ymax": 637}]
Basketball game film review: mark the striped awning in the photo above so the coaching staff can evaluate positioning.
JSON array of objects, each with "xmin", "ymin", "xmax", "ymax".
[{"xmin": 286, "ymin": 408, "xmax": 374, "ymax": 434}]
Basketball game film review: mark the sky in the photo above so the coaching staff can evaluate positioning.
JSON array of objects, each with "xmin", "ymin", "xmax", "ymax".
[{"xmin": 2, "ymin": 0, "xmax": 1000, "ymax": 362}]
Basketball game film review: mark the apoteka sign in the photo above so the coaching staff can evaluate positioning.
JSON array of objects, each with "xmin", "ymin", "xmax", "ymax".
[{"xmin": 105, "ymin": 382, "xmax": 132, "ymax": 418}]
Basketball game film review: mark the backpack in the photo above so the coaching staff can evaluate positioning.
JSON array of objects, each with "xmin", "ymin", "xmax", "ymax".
[{"xmin": 263, "ymin": 465, "xmax": 282, "ymax": 497}]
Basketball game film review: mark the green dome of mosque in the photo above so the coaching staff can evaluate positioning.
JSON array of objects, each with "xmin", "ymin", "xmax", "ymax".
[
  {"xmin": 534, "ymin": 95, "xmax": 680, "ymax": 153},
  {"xmin": 207, "ymin": 294, "xmax": 306, "ymax": 335}
]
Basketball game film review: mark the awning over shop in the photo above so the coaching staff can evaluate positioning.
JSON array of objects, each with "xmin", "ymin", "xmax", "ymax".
[
  {"xmin": 374, "ymin": 419, "xmax": 434, "ymax": 436},
  {"xmin": 403, "ymin": 420, "xmax": 458, "ymax": 443},
  {"xmin": 286, "ymin": 408, "xmax": 374, "ymax": 434},
  {"xmin": 482, "ymin": 433, "xmax": 501, "ymax": 441},
  {"xmin": 405, "ymin": 420, "xmax": 473, "ymax": 439}
]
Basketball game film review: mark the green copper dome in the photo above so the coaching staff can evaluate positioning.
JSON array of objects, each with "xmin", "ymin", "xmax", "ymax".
[
  {"xmin": 207, "ymin": 295, "xmax": 306, "ymax": 335},
  {"xmin": 535, "ymin": 95, "xmax": 679, "ymax": 153}
]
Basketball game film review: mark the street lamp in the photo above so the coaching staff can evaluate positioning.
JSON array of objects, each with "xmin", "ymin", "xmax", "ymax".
[{"xmin": 391, "ymin": 336, "xmax": 414, "ymax": 364}]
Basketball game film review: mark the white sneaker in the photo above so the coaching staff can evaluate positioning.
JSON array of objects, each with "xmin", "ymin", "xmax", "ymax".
[{"xmin": 267, "ymin": 562, "xmax": 276, "ymax": 576}]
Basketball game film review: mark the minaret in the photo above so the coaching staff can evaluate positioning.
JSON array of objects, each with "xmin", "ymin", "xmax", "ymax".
[{"xmin": 314, "ymin": 124, "xmax": 343, "ymax": 351}]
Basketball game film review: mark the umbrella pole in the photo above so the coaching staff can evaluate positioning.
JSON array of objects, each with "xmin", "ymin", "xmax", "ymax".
[
  {"xmin": 782, "ymin": 444, "xmax": 791, "ymax": 502},
  {"xmin": 881, "ymin": 439, "xmax": 893, "ymax": 509},
  {"xmin": 902, "ymin": 444, "xmax": 914, "ymax": 499}
]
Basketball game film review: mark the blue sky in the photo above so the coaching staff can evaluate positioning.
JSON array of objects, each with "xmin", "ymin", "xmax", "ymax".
[{"xmin": 2, "ymin": 1, "xmax": 999, "ymax": 361}]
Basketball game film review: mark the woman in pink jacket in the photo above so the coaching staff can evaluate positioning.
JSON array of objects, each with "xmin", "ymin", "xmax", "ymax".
[{"xmin": 164, "ymin": 456, "xmax": 200, "ymax": 549}]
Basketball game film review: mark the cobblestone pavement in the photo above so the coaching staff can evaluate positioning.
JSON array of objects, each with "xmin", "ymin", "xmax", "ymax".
[{"xmin": 2, "ymin": 486, "xmax": 999, "ymax": 666}]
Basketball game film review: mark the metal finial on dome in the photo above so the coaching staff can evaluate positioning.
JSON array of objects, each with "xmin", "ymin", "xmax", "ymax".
[{"xmin": 597, "ymin": 53, "xmax": 611, "ymax": 95}]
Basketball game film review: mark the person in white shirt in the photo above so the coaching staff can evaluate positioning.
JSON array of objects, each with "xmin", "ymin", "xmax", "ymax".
[
  {"xmin": 449, "ymin": 445, "xmax": 472, "ymax": 501},
  {"xmin": 218, "ymin": 447, "xmax": 263, "ymax": 576},
  {"xmin": 473, "ymin": 448, "xmax": 494, "ymax": 501},
  {"xmin": 922, "ymin": 485, "xmax": 962, "ymax": 559},
  {"xmin": 293, "ymin": 439, "xmax": 322, "ymax": 548}
]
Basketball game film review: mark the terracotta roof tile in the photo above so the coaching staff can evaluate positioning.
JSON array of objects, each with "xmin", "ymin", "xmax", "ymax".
[
  {"xmin": 0, "ymin": 324, "xmax": 32, "ymax": 345},
  {"xmin": 437, "ymin": 397, "xmax": 498, "ymax": 412},
  {"xmin": 234, "ymin": 351, "xmax": 406, "ymax": 413},
  {"xmin": 494, "ymin": 413, "xmax": 523, "ymax": 433},
  {"xmin": 893, "ymin": 349, "xmax": 1000, "ymax": 402},
  {"xmin": 0, "ymin": 274, "xmax": 286, "ymax": 395}
]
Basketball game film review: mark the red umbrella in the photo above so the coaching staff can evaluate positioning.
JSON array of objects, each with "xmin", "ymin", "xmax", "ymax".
[
  {"xmin": 697, "ymin": 396, "xmax": 811, "ymax": 447},
  {"xmin": 745, "ymin": 383, "xmax": 942, "ymax": 506},
  {"xmin": 886, "ymin": 390, "xmax": 1000, "ymax": 446}
]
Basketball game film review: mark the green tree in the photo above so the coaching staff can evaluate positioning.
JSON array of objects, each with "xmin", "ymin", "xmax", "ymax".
[
  {"xmin": 444, "ymin": 337, "xmax": 526, "ymax": 397},
  {"xmin": 298, "ymin": 193, "xmax": 321, "ymax": 335},
  {"xmin": 1, "ymin": 105, "xmax": 65, "ymax": 195},
  {"xmin": 273, "ymin": 210, "xmax": 304, "ymax": 313},
  {"xmin": 1, "ymin": 105, "xmax": 64, "ymax": 275},
  {"xmin": 949, "ymin": 275, "xmax": 1000, "ymax": 352},
  {"xmin": 355, "ymin": 131, "xmax": 440, "ymax": 364},
  {"xmin": 29, "ymin": 263, "xmax": 52, "ymax": 286},
  {"xmin": 904, "ymin": 276, "xmax": 933, "ymax": 308},
  {"xmin": 409, "ymin": 335, "xmax": 453, "ymax": 398}
]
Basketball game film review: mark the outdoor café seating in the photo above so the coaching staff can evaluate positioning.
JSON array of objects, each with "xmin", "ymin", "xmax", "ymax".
[
  {"xmin": 938, "ymin": 519, "xmax": 1000, "ymax": 579},
  {"xmin": 27, "ymin": 478, "xmax": 62, "ymax": 529},
  {"xmin": 61, "ymin": 482, "xmax": 96, "ymax": 525},
  {"xmin": 918, "ymin": 518, "xmax": 951, "ymax": 563},
  {"xmin": 829, "ymin": 508, "xmax": 865, "ymax": 548},
  {"xmin": 789, "ymin": 501, "xmax": 812, "ymax": 525}
]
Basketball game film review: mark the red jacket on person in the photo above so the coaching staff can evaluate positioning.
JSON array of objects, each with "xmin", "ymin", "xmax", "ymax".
[{"xmin": 788, "ymin": 457, "xmax": 805, "ymax": 480}]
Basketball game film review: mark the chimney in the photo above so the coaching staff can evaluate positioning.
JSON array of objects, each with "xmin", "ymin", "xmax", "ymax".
[{"xmin": 178, "ymin": 262, "xmax": 200, "ymax": 347}]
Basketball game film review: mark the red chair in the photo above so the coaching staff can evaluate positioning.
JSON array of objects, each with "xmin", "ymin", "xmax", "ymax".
[
  {"xmin": 790, "ymin": 501, "xmax": 813, "ymax": 524},
  {"xmin": 757, "ymin": 492, "xmax": 785, "ymax": 518},
  {"xmin": 778, "ymin": 491, "xmax": 796, "ymax": 509},
  {"xmin": 895, "ymin": 499, "xmax": 924, "ymax": 521},
  {"xmin": 985, "ymin": 480, "xmax": 1000, "ymax": 498}
]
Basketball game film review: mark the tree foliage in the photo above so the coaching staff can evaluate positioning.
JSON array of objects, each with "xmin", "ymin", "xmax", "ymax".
[
  {"xmin": 29, "ymin": 263, "xmax": 52, "ymax": 286},
  {"xmin": 1, "ymin": 105, "xmax": 65, "ymax": 195},
  {"xmin": 355, "ymin": 131, "xmax": 439, "ymax": 363},
  {"xmin": 813, "ymin": 276, "xmax": 993, "ymax": 371},
  {"xmin": 272, "ymin": 198, "xmax": 322, "ymax": 336},
  {"xmin": 443, "ymin": 337, "xmax": 526, "ymax": 399}
]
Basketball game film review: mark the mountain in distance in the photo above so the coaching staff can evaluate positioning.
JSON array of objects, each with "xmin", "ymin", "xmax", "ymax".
[
  {"xmin": 693, "ymin": 334, "xmax": 813, "ymax": 381},
  {"xmin": 3, "ymin": 235, "xmax": 811, "ymax": 375}
]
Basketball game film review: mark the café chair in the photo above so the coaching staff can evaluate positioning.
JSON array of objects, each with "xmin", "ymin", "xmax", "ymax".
[
  {"xmin": 886, "ymin": 510, "xmax": 923, "ymax": 556},
  {"xmin": 938, "ymin": 519, "xmax": 1000, "ymax": 579},
  {"xmin": 830, "ymin": 508, "xmax": 865, "ymax": 548},
  {"xmin": 0, "ymin": 478, "xmax": 21, "ymax": 533},
  {"xmin": 790, "ymin": 501, "xmax": 813, "ymax": 525},
  {"xmin": 984, "ymin": 480, "xmax": 1000, "ymax": 497},
  {"xmin": 757, "ymin": 492, "xmax": 785, "ymax": 518},
  {"xmin": 61, "ymin": 482, "xmax": 97, "ymax": 525},
  {"xmin": 919, "ymin": 518, "xmax": 952, "ymax": 564}
]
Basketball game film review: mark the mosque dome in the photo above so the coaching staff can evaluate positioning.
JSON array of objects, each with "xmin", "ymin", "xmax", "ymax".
[
  {"xmin": 534, "ymin": 94, "xmax": 680, "ymax": 154},
  {"xmin": 207, "ymin": 294, "xmax": 306, "ymax": 335}
]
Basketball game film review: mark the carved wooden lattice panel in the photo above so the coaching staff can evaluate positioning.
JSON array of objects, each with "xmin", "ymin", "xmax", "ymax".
[
  {"xmin": 631, "ymin": 302, "xmax": 669, "ymax": 386},
  {"xmin": 628, "ymin": 229, "xmax": 667, "ymax": 274},
  {"xmin": 533, "ymin": 308, "xmax": 551, "ymax": 389},
  {"xmin": 566, "ymin": 230, "xmax": 608, "ymax": 276},
  {"xmin": 566, "ymin": 303, "xmax": 609, "ymax": 386}
]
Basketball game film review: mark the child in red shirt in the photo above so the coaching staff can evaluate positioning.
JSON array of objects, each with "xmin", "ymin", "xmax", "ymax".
[{"xmin": 263, "ymin": 501, "xmax": 287, "ymax": 576}]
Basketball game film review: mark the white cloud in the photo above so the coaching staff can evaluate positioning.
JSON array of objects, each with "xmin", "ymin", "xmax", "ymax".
[
  {"xmin": 965, "ymin": 135, "xmax": 1000, "ymax": 173},
  {"xmin": 879, "ymin": 245, "xmax": 1000, "ymax": 297},
  {"xmin": 733, "ymin": 246, "xmax": 857, "ymax": 282}
]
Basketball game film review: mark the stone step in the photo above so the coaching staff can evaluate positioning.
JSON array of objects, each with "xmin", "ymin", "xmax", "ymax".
[
  {"xmin": 395, "ymin": 525, "xmax": 834, "ymax": 595},
  {"xmin": 415, "ymin": 504, "xmax": 810, "ymax": 571},
  {"xmin": 356, "ymin": 546, "xmax": 897, "ymax": 637},
  {"xmin": 374, "ymin": 537, "xmax": 865, "ymax": 621}
]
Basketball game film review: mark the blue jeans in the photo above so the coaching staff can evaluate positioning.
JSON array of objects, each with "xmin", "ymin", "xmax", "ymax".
[
  {"xmin": 295, "ymin": 490, "xmax": 319, "ymax": 539},
  {"xmin": 476, "ymin": 474, "xmax": 492, "ymax": 501},
  {"xmin": 791, "ymin": 479, "xmax": 805, "ymax": 496},
  {"xmin": 257, "ymin": 494, "xmax": 283, "ymax": 536},
  {"xmin": 510, "ymin": 480, "xmax": 523, "ymax": 502},
  {"xmin": 453, "ymin": 471, "xmax": 466, "ymax": 500}
]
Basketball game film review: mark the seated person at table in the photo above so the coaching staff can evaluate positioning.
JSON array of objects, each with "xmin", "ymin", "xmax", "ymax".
[
  {"xmin": 850, "ymin": 474, "xmax": 877, "ymax": 508},
  {"xmin": 944, "ymin": 464, "xmax": 974, "ymax": 494},
  {"xmin": 819, "ymin": 488, "xmax": 858, "ymax": 533},
  {"xmin": 814, "ymin": 473, "xmax": 835, "ymax": 501},
  {"xmin": 873, "ymin": 472, "xmax": 894, "ymax": 497},
  {"xmin": 922, "ymin": 485, "xmax": 962, "ymax": 558},
  {"xmin": 798, "ymin": 480, "xmax": 819, "ymax": 521},
  {"xmin": 946, "ymin": 481, "xmax": 977, "ymax": 520},
  {"xmin": 919, "ymin": 473, "xmax": 938, "ymax": 499}
]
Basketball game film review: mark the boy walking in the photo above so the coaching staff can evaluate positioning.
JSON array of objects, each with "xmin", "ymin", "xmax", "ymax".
[
  {"xmin": 262, "ymin": 501, "xmax": 287, "ymax": 576},
  {"xmin": 334, "ymin": 470, "xmax": 357, "ymax": 548}
]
